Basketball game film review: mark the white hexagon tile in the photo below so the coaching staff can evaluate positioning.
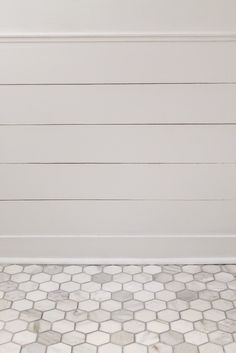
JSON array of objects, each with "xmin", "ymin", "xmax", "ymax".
[{"xmin": 0, "ymin": 264, "xmax": 236, "ymax": 352}]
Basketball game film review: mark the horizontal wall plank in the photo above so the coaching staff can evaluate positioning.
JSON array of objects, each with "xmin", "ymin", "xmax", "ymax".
[
  {"xmin": 1, "ymin": 0, "xmax": 236, "ymax": 36},
  {"xmin": 0, "ymin": 41, "xmax": 236, "ymax": 84},
  {"xmin": 1, "ymin": 84, "xmax": 236, "ymax": 124},
  {"xmin": 0, "ymin": 125, "xmax": 236, "ymax": 163},
  {"xmin": 1, "ymin": 164, "xmax": 236, "ymax": 200},
  {"xmin": 0, "ymin": 200, "xmax": 235, "ymax": 235}
]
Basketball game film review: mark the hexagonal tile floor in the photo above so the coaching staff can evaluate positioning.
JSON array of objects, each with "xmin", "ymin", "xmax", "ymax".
[{"xmin": 0, "ymin": 264, "xmax": 236, "ymax": 353}]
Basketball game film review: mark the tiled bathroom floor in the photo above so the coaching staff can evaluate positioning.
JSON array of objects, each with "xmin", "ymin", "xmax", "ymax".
[{"xmin": 0, "ymin": 264, "xmax": 236, "ymax": 353}]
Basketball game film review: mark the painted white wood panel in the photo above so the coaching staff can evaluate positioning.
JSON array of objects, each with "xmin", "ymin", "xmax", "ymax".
[
  {"xmin": 0, "ymin": 164, "xmax": 235, "ymax": 200},
  {"xmin": 1, "ymin": 236, "xmax": 236, "ymax": 261},
  {"xmin": 1, "ymin": 84, "xmax": 236, "ymax": 124},
  {"xmin": 0, "ymin": 125, "xmax": 236, "ymax": 163},
  {"xmin": 0, "ymin": 0, "xmax": 236, "ymax": 35},
  {"xmin": 0, "ymin": 200, "xmax": 235, "ymax": 235},
  {"xmin": 0, "ymin": 41, "xmax": 236, "ymax": 84}
]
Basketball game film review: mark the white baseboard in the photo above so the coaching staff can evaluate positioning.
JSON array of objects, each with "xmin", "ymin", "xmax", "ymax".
[{"xmin": 0, "ymin": 235, "xmax": 235, "ymax": 264}]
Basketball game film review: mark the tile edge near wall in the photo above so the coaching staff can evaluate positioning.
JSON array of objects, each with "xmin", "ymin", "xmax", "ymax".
[
  {"xmin": 1, "ymin": 257, "xmax": 236, "ymax": 265},
  {"xmin": 1, "ymin": 235, "xmax": 236, "ymax": 263}
]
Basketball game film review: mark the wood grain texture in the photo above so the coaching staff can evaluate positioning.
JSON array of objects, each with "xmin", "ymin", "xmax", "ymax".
[
  {"xmin": 1, "ymin": 84, "xmax": 236, "ymax": 124},
  {"xmin": 0, "ymin": 200, "xmax": 235, "ymax": 235},
  {"xmin": 0, "ymin": 125, "xmax": 236, "ymax": 163},
  {"xmin": 0, "ymin": 41, "xmax": 236, "ymax": 84},
  {"xmin": 0, "ymin": 164, "xmax": 235, "ymax": 200}
]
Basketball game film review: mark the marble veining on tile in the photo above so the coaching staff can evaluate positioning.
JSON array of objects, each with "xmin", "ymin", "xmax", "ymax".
[{"xmin": 0, "ymin": 264, "xmax": 236, "ymax": 352}]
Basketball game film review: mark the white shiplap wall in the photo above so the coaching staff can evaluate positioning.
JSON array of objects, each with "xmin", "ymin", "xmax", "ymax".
[{"xmin": 0, "ymin": 0, "xmax": 236, "ymax": 262}]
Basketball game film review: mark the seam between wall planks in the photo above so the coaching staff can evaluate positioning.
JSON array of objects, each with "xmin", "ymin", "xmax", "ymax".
[
  {"xmin": 1, "ymin": 82, "xmax": 236, "ymax": 86},
  {"xmin": 1, "ymin": 123, "xmax": 236, "ymax": 126},
  {"xmin": 1, "ymin": 162, "xmax": 236, "ymax": 165},
  {"xmin": 2, "ymin": 234, "xmax": 236, "ymax": 238},
  {"xmin": 0, "ymin": 199, "xmax": 235, "ymax": 201},
  {"xmin": 1, "ymin": 34, "xmax": 236, "ymax": 42}
]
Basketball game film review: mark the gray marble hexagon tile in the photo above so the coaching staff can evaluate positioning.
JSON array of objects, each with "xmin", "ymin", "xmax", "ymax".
[{"xmin": 0, "ymin": 264, "xmax": 236, "ymax": 353}]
